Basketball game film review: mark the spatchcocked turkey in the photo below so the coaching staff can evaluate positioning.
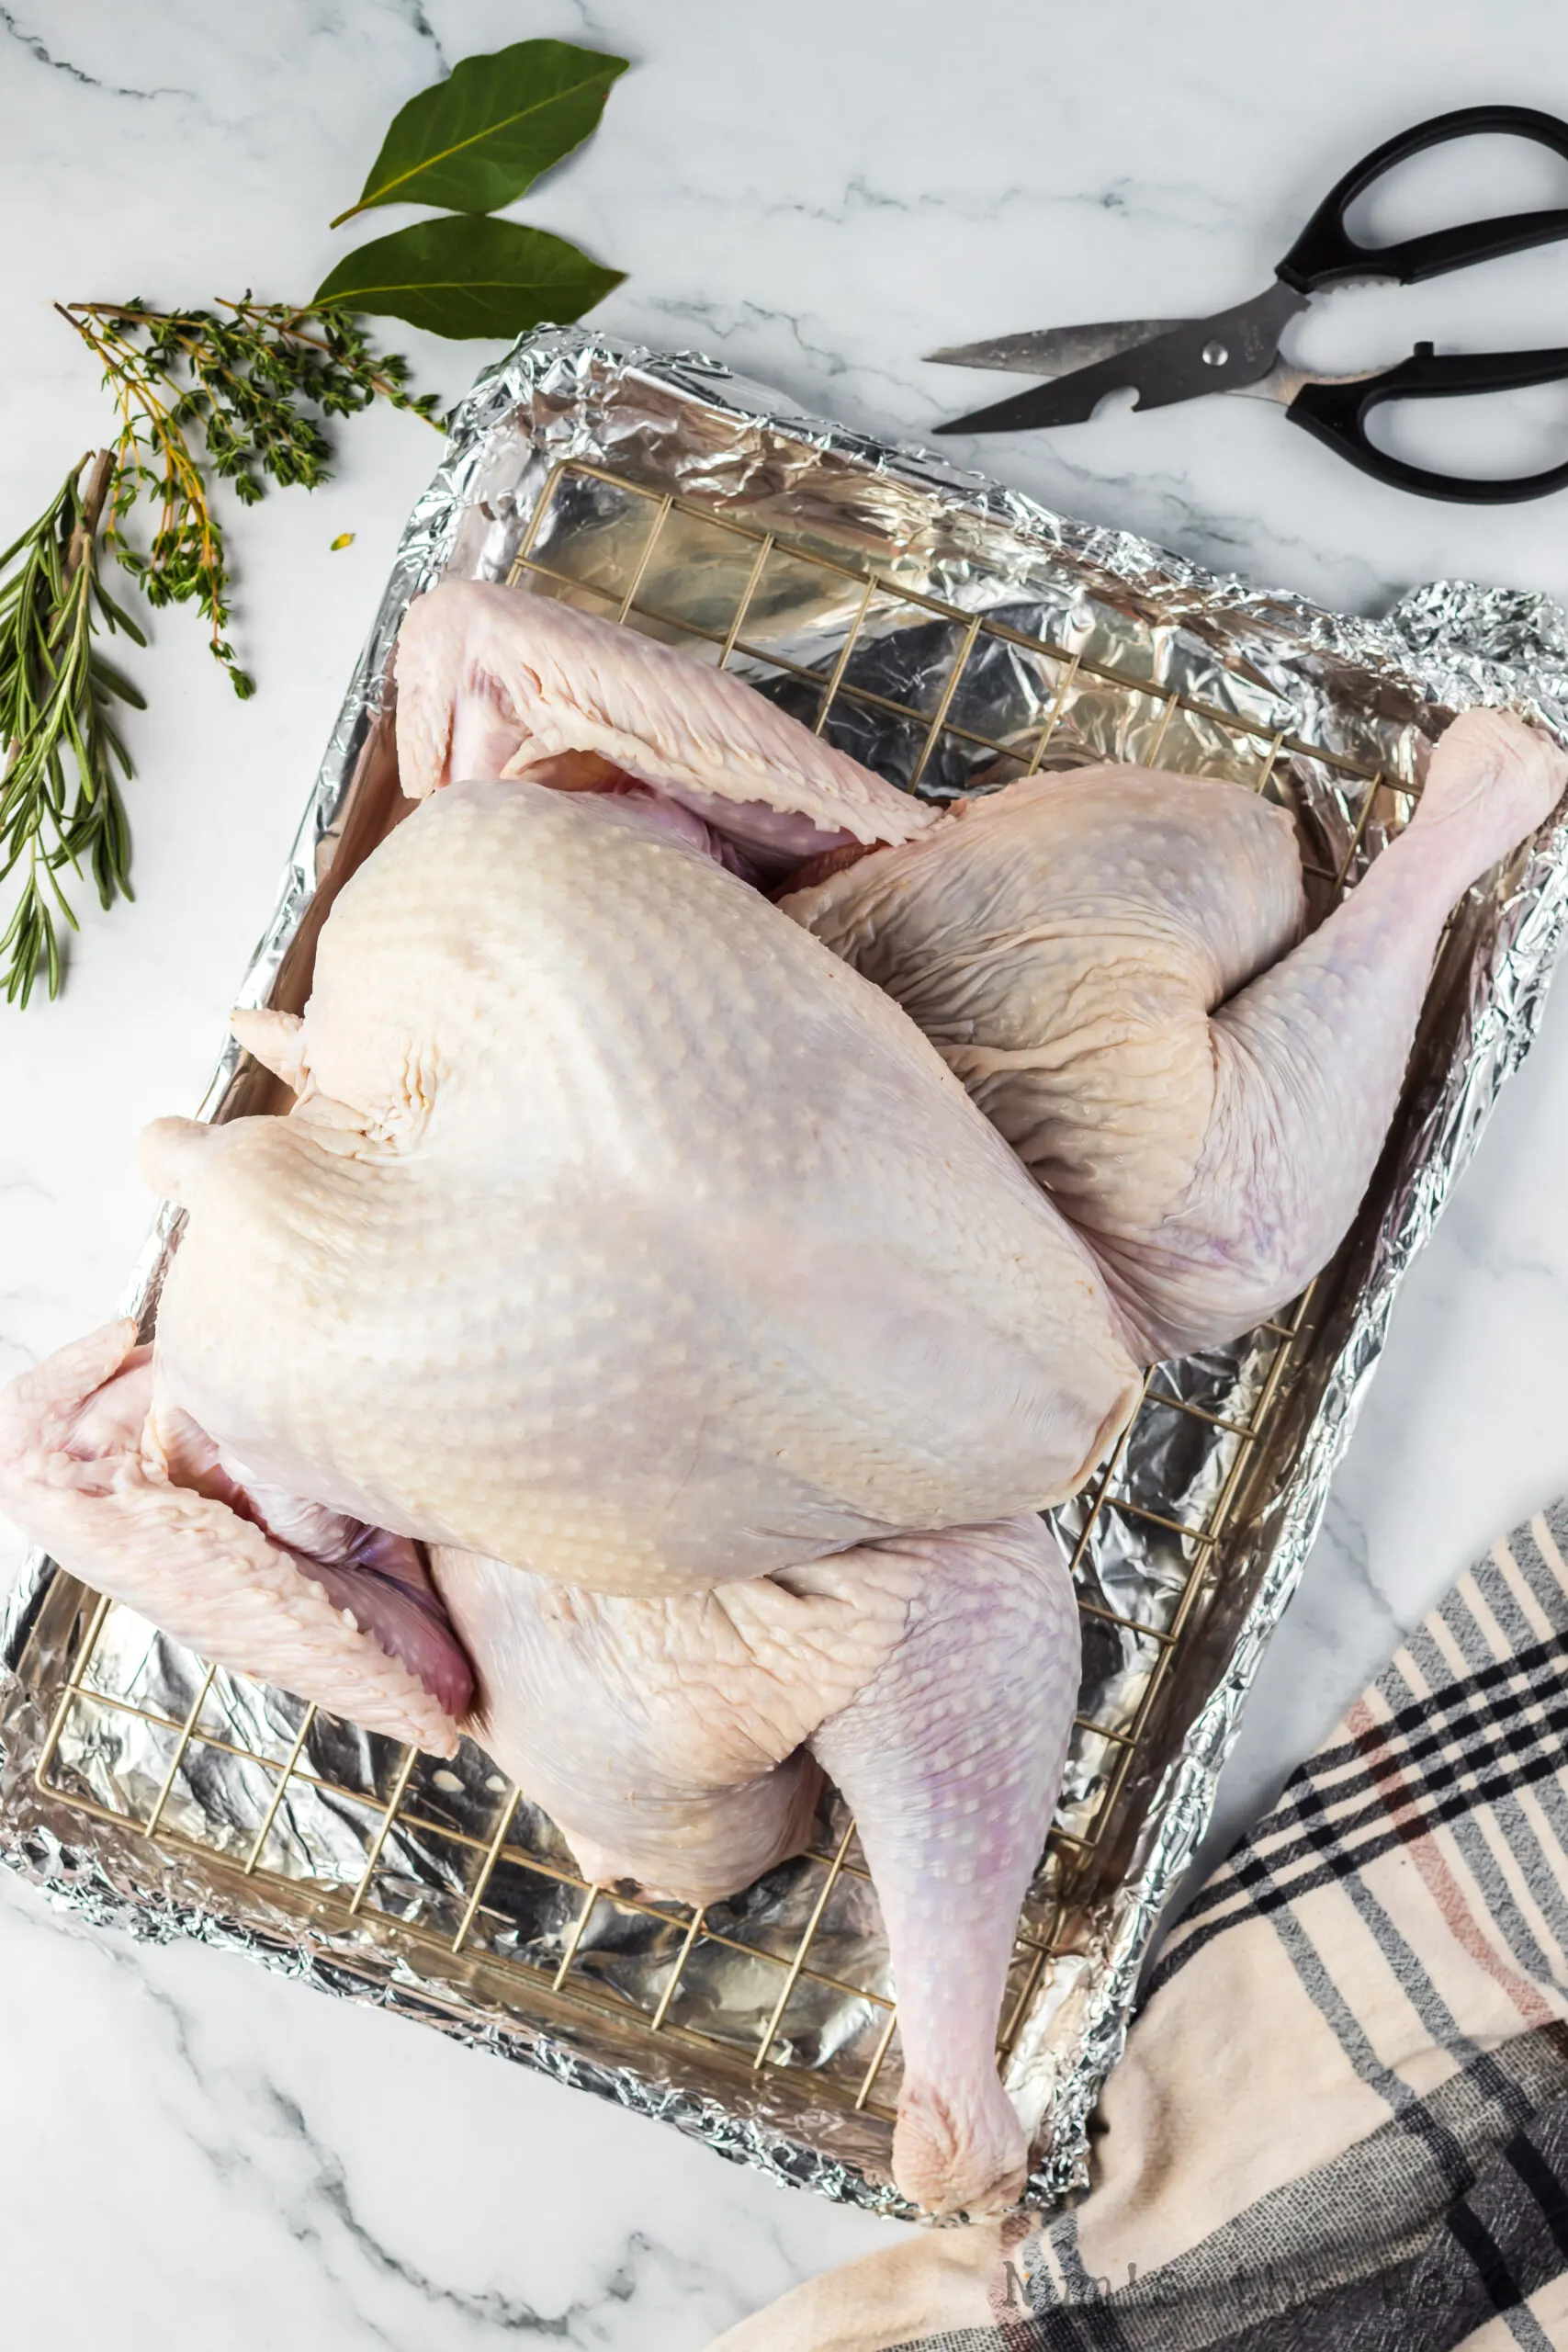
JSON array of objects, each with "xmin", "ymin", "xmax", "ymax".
[{"xmin": 4, "ymin": 580, "xmax": 1560, "ymax": 2214}]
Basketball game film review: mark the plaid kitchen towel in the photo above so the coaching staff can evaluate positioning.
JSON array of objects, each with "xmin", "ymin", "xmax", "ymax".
[{"xmin": 714, "ymin": 1504, "xmax": 1568, "ymax": 2352}]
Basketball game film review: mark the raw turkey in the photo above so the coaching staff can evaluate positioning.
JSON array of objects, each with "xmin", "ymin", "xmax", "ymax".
[{"xmin": 1, "ymin": 580, "xmax": 1560, "ymax": 2217}]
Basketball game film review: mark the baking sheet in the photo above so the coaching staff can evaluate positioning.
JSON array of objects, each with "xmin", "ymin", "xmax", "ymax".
[{"xmin": 4, "ymin": 327, "xmax": 1567, "ymax": 2218}]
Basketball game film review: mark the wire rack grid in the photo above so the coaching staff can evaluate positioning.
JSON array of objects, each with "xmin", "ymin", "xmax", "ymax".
[{"xmin": 29, "ymin": 456, "xmax": 1416, "ymax": 2165}]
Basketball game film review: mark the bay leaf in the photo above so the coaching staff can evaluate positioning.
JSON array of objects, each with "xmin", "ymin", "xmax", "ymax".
[
  {"xmin": 314, "ymin": 215, "xmax": 625, "ymax": 341},
  {"xmin": 331, "ymin": 40, "xmax": 628, "ymax": 226}
]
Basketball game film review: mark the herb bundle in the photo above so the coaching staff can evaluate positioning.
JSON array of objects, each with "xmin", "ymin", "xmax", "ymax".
[{"xmin": 0, "ymin": 36, "xmax": 627, "ymax": 1008}]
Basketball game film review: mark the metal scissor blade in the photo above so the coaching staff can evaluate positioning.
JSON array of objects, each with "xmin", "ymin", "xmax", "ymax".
[
  {"xmin": 925, "ymin": 319, "xmax": 1191, "ymax": 376},
  {"xmin": 936, "ymin": 280, "xmax": 1309, "ymax": 435}
]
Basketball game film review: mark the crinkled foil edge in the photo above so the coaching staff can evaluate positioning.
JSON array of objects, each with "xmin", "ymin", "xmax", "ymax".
[{"xmin": 6, "ymin": 327, "xmax": 1568, "ymax": 2220}]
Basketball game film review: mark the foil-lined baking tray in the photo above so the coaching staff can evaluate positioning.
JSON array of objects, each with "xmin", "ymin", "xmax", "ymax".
[{"xmin": 5, "ymin": 327, "xmax": 1567, "ymax": 2220}]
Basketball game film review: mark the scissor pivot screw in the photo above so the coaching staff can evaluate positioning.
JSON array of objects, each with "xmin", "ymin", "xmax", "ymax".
[{"xmin": 1201, "ymin": 341, "xmax": 1230, "ymax": 368}]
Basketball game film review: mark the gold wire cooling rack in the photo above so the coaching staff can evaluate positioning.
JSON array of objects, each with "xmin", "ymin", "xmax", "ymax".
[{"xmin": 23, "ymin": 453, "xmax": 1423, "ymax": 2184}]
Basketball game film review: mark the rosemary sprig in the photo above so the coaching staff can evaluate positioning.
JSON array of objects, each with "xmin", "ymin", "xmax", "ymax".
[
  {"xmin": 59, "ymin": 298, "xmax": 441, "ymax": 695},
  {"xmin": 0, "ymin": 451, "xmax": 143, "ymax": 1008}
]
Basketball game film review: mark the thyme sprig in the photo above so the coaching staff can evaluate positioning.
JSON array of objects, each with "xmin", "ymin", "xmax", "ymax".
[
  {"xmin": 60, "ymin": 298, "xmax": 441, "ymax": 695},
  {"xmin": 0, "ymin": 451, "xmax": 143, "ymax": 1008}
]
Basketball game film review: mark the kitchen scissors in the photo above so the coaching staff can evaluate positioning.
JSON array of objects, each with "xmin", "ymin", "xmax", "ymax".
[{"xmin": 929, "ymin": 105, "xmax": 1568, "ymax": 503}]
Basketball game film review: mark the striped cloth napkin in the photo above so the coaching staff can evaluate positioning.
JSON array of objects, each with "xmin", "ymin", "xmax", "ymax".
[{"xmin": 714, "ymin": 1505, "xmax": 1568, "ymax": 2352}]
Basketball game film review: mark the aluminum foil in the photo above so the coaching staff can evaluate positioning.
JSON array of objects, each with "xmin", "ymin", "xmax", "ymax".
[{"xmin": 4, "ymin": 326, "xmax": 1568, "ymax": 2222}]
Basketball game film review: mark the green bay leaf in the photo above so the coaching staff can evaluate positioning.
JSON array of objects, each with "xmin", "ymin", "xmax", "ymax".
[
  {"xmin": 314, "ymin": 215, "xmax": 625, "ymax": 341},
  {"xmin": 332, "ymin": 39, "xmax": 628, "ymax": 226}
]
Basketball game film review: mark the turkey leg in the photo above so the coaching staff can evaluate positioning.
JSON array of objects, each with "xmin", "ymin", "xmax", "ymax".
[
  {"xmin": 808, "ymin": 1515, "xmax": 1078, "ymax": 2216},
  {"xmin": 785, "ymin": 707, "xmax": 1564, "ymax": 1361},
  {"xmin": 434, "ymin": 1517, "xmax": 1078, "ymax": 2217},
  {"xmin": 1102, "ymin": 707, "xmax": 1566, "ymax": 1354}
]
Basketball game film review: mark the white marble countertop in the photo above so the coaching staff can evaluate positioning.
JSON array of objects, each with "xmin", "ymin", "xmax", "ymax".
[{"xmin": 4, "ymin": 2, "xmax": 1568, "ymax": 2341}]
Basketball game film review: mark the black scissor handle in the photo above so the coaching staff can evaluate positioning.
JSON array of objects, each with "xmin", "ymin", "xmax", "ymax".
[
  {"xmin": 1278, "ymin": 105, "xmax": 1568, "ymax": 292},
  {"xmin": 1286, "ymin": 345, "xmax": 1568, "ymax": 503}
]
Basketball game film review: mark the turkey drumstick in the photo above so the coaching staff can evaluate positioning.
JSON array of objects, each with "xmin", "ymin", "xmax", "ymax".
[
  {"xmin": 784, "ymin": 707, "xmax": 1566, "ymax": 1358},
  {"xmin": 436, "ymin": 1514, "xmax": 1077, "ymax": 2218}
]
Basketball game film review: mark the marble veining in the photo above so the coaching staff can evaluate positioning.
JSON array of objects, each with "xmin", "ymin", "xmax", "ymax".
[{"xmin": 4, "ymin": 0, "xmax": 1568, "ymax": 2340}]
